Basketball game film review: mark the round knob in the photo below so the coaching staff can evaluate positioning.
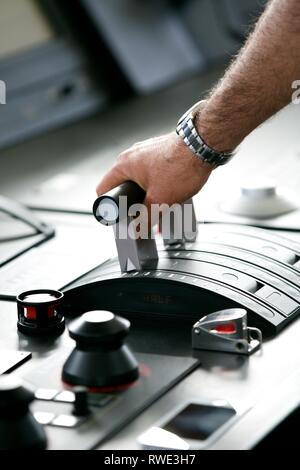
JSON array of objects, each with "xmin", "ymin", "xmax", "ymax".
[
  {"xmin": 68, "ymin": 310, "xmax": 130, "ymax": 346},
  {"xmin": 0, "ymin": 375, "xmax": 32, "ymax": 411},
  {"xmin": 94, "ymin": 198, "xmax": 119, "ymax": 226},
  {"xmin": 62, "ymin": 310, "xmax": 139, "ymax": 389},
  {"xmin": 0, "ymin": 376, "xmax": 47, "ymax": 449},
  {"xmin": 219, "ymin": 180, "xmax": 298, "ymax": 219},
  {"xmin": 241, "ymin": 183, "xmax": 276, "ymax": 200},
  {"xmin": 17, "ymin": 289, "xmax": 65, "ymax": 336}
]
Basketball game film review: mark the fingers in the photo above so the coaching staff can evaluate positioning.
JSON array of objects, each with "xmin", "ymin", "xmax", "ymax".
[
  {"xmin": 96, "ymin": 166, "xmax": 127, "ymax": 196},
  {"xmin": 143, "ymin": 192, "xmax": 162, "ymax": 231}
]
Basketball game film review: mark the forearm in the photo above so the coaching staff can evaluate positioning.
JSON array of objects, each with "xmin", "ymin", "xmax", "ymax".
[{"xmin": 197, "ymin": 0, "xmax": 300, "ymax": 152}]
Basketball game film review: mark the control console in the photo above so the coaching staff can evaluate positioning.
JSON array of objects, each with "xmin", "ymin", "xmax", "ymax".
[
  {"xmin": 63, "ymin": 183, "xmax": 300, "ymax": 336},
  {"xmin": 1, "ymin": 182, "xmax": 300, "ymax": 450}
]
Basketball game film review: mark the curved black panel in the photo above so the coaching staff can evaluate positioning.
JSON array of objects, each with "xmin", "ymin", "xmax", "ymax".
[{"xmin": 63, "ymin": 225, "xmax": 300, "ymax": 336}]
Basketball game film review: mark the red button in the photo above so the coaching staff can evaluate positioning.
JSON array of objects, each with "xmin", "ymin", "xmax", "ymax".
[
  {"xmin": 25, "ymin": 306, "xmax": 36, "ymax": 320},
  {"xmin": 212, "ymin": 322, "xmax": 237, "ymax": 335}
]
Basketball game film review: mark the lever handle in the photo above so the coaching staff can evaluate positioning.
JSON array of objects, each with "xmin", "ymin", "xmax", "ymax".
[
  {"xmin": 93, "ymin": 181, "xmax": 197, "ymax": 272},
  {"xmin": 93, "ymin": 182, "xmax": 145, "ymax": 225}
]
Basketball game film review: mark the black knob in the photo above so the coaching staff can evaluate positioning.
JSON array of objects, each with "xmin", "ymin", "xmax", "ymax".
[
  {"xmin": 0, "ymin": 375, "xmax": 47, "ymax": 450},
  {"xmin": 62, "ymin": 310, "xmax": 139, "ymax": 388},
  {"xmin": 72, "ymin": 386, "xmax": 90, "ymax": 417},
  {"xmin": 17, "ymin": 289, "xmax": 65, "ymax": 336}
]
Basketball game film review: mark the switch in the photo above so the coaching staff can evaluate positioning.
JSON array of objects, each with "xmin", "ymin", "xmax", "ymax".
[
  {"xmin": 256, "ymin": 286, "xmax": 298, "ymax": 316},
  {"xmin": 54, "ymin": 390, "xmax": 75, "ymax": 403},
  {"xmin": 34, "ymin": 412, "xmax": 55, "ymax": 425},
  {"xmin": 35, "ymin": 388, "xmax": 58, "ymax": 401},
  {"xmin": 51, "ymin": 415, "xmax": 82, "ymax": 428},
  {"xmin": 73, "ymin": 386, "xmax": 90, "ymax": 417}
]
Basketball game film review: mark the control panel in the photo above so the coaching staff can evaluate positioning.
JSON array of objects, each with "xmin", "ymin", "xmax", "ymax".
[
  {"xmin": 1, "ymin": 183, "xmax": 300, "ymax": 450},
  {"xmin": 64, "ymin": 182, "xmax": 300, "ymax": 336}
]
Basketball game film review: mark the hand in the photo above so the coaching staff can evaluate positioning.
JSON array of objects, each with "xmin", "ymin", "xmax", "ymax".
[{"xmin": 96, "ymin": 131, "xmax": 213, "ymax": 222}]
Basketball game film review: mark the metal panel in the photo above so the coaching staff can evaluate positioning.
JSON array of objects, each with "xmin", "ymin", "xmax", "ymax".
[{"xmin": 81, "ymin": 0, "xmax": 205, "ymax": 93}]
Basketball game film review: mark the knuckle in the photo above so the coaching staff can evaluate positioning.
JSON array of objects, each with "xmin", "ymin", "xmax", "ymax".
[
  {"xmin": 147, "ymin": 192, "xmax": 160, "ymax": 207},
  {"xmin": 131, "ymin": 141, "xmax": 142, "ymax": 148},
  {"xmin": 115, "ymin": 155, "xmax": 122, "ymax": 166},
  {"xmin": 116, "ymin": 149, "xmax": 132, "ymax": 167}
]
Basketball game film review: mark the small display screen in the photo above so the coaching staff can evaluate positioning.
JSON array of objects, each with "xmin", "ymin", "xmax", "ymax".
[
  {"xmin": 0, "ymin": 0, "xmax": 55, "ymax": 60},
  {"xmin": 163, "ymin": 404, "xmax": 236, "ymax": 441}
]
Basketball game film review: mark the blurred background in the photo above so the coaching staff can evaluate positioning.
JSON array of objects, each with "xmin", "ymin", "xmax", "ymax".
[
  {"xmin": 0, "ymin": 0, "xmax": 299, "ymax": 226},
  {"xmin": 0, "ymin": 0, "xmax": 265, "ymax": 148},
  {"xmin": 1, "ymin": 0, "xmax": 300, "ymax": 296}
]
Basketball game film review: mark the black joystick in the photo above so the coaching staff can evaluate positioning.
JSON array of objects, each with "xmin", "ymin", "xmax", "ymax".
[
  {"xmin": 0, "ymin": 375, "xmax": 47, "ymax": 450},
  {"xmin": 17, "ymin": 289, "xmax": 65, "ymax": 336},
  {"xmin": 62, "ymin": 310, "xmax": 139, "ymax": 388}
]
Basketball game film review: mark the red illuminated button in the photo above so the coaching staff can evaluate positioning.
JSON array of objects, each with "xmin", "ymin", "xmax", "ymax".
[
  {"xmin": 17, "ymin": 289, "xmax": 65, "ymax": 336},
  {"xmin": 212, "ymin": 322, "xmax": 237, "ymax": 335}
]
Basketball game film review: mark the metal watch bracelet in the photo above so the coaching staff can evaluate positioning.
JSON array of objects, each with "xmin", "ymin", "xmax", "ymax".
[{"xmin": 176, "ymin": 100, "xmax": 235, "ymax": 167}]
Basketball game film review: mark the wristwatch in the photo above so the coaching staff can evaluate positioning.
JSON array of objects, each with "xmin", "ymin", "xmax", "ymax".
[{"xmin": 176, "ymin": 100, "xmax": 235, "ymax": 167}]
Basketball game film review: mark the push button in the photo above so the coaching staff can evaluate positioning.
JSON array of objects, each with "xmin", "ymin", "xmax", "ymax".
[
  {"xmin": 54, "ymin": 391, "xmax": 75, "ymax": 403},
  {"xmin": 256, "ymin": 286, "xmax": 299, "ymax": 316},
  {"xmin": 17, "ymin": 289, "xmax": 65, "ymax": 336},
  {"xmin": 34, "ymin": 412, "xmax": 55, "ymax": 425},
  {"xmin": 35, "ymin": 388, "xmax": 58, "ymax": 401},
  {"xmin": 51, "ymin": 414, "xmax": 82, "ymax": 428}
]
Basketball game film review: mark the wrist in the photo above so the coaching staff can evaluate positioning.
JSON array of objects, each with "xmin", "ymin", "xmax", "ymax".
[
  {"xmin": 173, "ymin": 132, "xmax": 214, "ymax": 174},
  {"xmin": 176, "ymin": 100, "xmax": 235, "ymax": 168},
  {"xmin": 195, "ymin": 100, "xmax": 243, "ymax": 153}
]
